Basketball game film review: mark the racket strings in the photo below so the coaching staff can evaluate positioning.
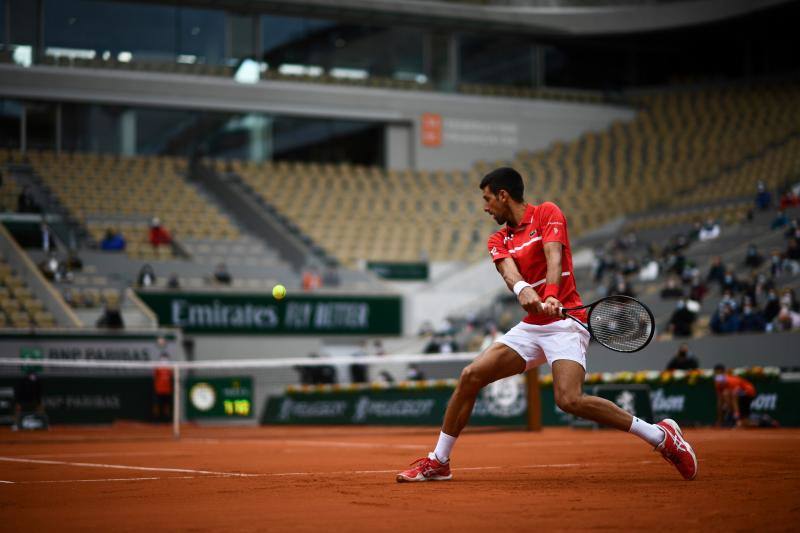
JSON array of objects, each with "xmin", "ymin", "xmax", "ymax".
[{"xmin": 589, "ymin": 297, "xmax": 653, "ymax": 352}]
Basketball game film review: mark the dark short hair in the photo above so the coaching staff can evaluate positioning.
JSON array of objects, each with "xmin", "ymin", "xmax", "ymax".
[
  {"xmin": 714, "ymin": 364, "xmax": 725, "ymax": 372},
  {"xmin": 479, "ymin": 167, "xmax": 524, "ymax": 202}
]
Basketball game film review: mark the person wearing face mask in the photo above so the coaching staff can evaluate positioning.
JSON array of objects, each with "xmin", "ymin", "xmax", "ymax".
[
  {"xmin": 738, "ymin": 302, "xmax": 766, "ymax": 333},
  {"xmin": 667, "ymin": 299, "xmax": 696, "ymax": 337},
  {"xmin": 763, "ymin": 289, "xmax": 782, "ymax": 323},
  {"xmin": 780, "ymin": 288, "xmax": 798, "ymax": 312},
  {"xmin": 666, "ymin": 344, "xmax": 699, "ymax": 370},
  {"xmin": 711, "ymin": 302, "xmax": 740, "ymax": 334}
]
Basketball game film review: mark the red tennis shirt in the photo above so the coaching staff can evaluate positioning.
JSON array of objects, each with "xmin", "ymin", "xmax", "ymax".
[{"xmin": 487, "ymin": 202, "xmax": 586, "ymax": 326}]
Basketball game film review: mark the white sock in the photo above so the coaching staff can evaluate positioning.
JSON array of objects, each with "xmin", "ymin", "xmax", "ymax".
[
  {"xmin": 628, "ymin": 417, "xmax": 665, "ymax": 447},
  {"xmin": 433, "ymin": 431, "xmax": 457, "ymax": 463}
]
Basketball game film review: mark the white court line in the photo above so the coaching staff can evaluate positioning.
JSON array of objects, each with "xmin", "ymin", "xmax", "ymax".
[
  {"xmin": 0, "ymin": 456, "xmax": 260, "ymax": 477},
  {"xmin": 183, "ymin": 438, "xmax": 426, "ymax": 450},
  {"xmin": 18, "ymin": 452, "xmax": 181, "ymax": 459},
  {"xmin": 0, "ymin": 480, "xmax": 15, "ymax": 484},
  {"xmin": 19, "ymin": 476, "xmax": 208, "ymax": 484},
  {"xmin": 1, "ymin": 462, "xmax": 615, "ymax": 485}
]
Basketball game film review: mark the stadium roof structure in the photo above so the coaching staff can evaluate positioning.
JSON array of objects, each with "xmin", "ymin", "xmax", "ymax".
[{"xmin": 123, "ymin": 0, "xmax": 792, "ymax": 35}]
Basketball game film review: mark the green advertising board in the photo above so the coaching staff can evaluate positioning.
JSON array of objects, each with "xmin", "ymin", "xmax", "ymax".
[
  {"xmin": 262, "ymin": 378, "xmax": 800, "ymax": 427},
  {"xmin": 366, "ymin": 262, "xmax": 429, "ymax": 281},
  {"xmin": 0, "ymin": 377, "xmax": 153, "ymax": 424},
  {"xmin": 186, "ymin": 377, "xmax": 253, "ymax": 419},
  {"xmin": 136, "ymin": 291, "xmax": 402, "ymax": 335},
  {"xmin": 263, "ymin": 376, "xmax": 528, "ymax": 426}
]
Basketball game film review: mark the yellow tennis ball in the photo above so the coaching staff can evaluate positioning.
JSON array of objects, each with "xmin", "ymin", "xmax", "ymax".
[{"xmin": 272, "ymin": 284, "xmax": 286, "ymax": 300}]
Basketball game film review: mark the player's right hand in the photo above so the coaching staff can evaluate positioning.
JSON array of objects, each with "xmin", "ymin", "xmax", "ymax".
[{"xmin": 517, "ymin": 287, "xmax": 543, "ymax": 315}]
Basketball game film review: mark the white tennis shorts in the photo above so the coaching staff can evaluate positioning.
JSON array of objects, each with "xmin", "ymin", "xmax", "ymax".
[{"xmin": 497, "ymin": 318, "xmax": 590, "ymax": 371}]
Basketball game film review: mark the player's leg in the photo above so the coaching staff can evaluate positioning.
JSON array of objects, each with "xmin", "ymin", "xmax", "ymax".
[
  {"xmin": 434, "ymin": 343, "xmax": 525, "ymax": 462},
  {"xmin": 396, "ymin": 342, "xmax": 527, "ymax": 482},
  {"xmin": 551, "ymin": 359, "xmax": 638, "ymax": 431},
  {"xmin": 551, "ymin": 359, "xmax": 697, "ymax": 480},
  {"xmin": 441, "ymin": 343, "xmax": 526, "ymax": 438}
]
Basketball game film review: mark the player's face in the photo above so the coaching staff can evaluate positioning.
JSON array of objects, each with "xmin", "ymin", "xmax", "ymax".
[{"xmin": 482, "ymin": 187, "xmax": 508, "ymax": 225}]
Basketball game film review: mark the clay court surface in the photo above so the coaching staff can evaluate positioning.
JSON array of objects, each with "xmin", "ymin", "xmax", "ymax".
[{"xmin": 1, "ymin": 425, "xmax": 798, "ymax": 532}]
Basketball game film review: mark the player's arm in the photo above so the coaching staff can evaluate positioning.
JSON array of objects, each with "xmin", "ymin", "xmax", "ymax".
[
  {"xmin": 495, "ymin": 257, "xmax": 542, "ymax": 315},
  {"xmin": 541, "ymin": 242, "xmax": 563, "ymax": 317}
]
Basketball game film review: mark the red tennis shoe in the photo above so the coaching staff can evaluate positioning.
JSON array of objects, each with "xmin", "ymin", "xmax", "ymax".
[
  {"xmin": 656, "ymin": 418, "xmax": 698, "ymax": 480},
  {"xmin": 396, "ymin": 453, "xmax": 452, "ymax": 482}
]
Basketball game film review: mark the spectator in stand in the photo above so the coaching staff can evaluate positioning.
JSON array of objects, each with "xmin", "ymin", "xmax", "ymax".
[
  {"xmin": 738, "ymin": 301, "xmax": 766, "ymax": 333},
  {"xmin": 770, "ymin": 250, "xmax": 784, "ymax": 277},
  {"xmin": 638, "ymin": 256, "xmax": 659, "ymax": 282},
  {"xmin": 167, "ymin": 273, "xmax": 181, "ymax": 289},
  {"xmin": 719, "ymin": 289, "xmax": 738, "ymax": 311},
  {"xmin": 136, "ymin": 264, "xmax": 157, "ymax": 288},
  {"xmin": 785, "ymin": 218, "xmax": 800, "ymax": 240},
  {"xmin": 371, "ymin": 340, "xmax": 387, "ymax": 356},
  {"xmin": 744, "ymin": 244, "xmax": 764, "ymax": 269},
  {"xmin": 608, "ymin": 276, "xmax": 636, "ymax": 298},
  {"xmin": 698, "ymin": 218, "xmax": 721, "ymax": 241},
  {"xmin": 784, "ymin": 237, "xmax": 800, "ymax": 274},
  {"xmin": 148, "ymin": 217, "xmax": 172, "ymax": 247},
  {"xmin": 100, "ymin": 228, "xmax": 126, "ymax": 251},
  {"xmin": 660, "ymin": 276, "xmax": 684, "ymax": 299},
  {"xmin": 688, "ymin": 220, "xmax": 703, "ymax": 242},
  {"xmin": 707, "ymin": 256, "xmax": 726, "ymax": 287},
  {"xmin": 322, "ymin": 265, "xmax": 341, "ymax": 287},
  {"xmin": 407, "ymin": 364, "xmax": 425, "ymax": 382},
  {"xmin": 666, "ymin": 344, "xmax": 699, "ymax": 370},
  {"xmin": 780, "ymin": 288, "xmax": 799, "ymax": 312},
  {"xmin": 667, "ymin": 300, "xmax": 696, "ymax": 338},
  {"xmin": 721, "ymin": 270, "xmax": 740, "ymax": 294},
  {"xmin": 17, "ymin": 185, "xmax": 39, "ymax": 213},
  {"xmin": 779, "ymin": 189, "xmax": 800, "ymax": 210},
  {"xmin": 96, "ymin": 302, "xmax": 124, "ymax": 329},
  {"xmin": 302, "ymin": 267, "xmax": 322, "ymax": 291},
  {"xmin": 755, "ymin": 181, "xmax": 771, "ymax": 211},
  {"xmin": 714, "ymin": 364, "xmax": 756, "ymax": 427},
  {"xmin": 621, "ymin": 258, "xmax": 639, "ymax": 276},
  {"xmin": 710, "ymin": 302, "xmax": 740, "ymax": 334},
  {"xmin": 775, "ymin": 307, "xmax": 800, "ymax": 331},
  {"xmin": 213, "ymin": 262, "xmax": 232, "ymax": 285},
  {"xmin": 763, "ymin": 288, "xmax": 782, "ymax": 323},
  {"xmin": 688, "ymin": 273, "xmax": 708, "ymax": 302},
  {"xmin": 771, "ymin": 210, "xmax": 789, "ymax": 231}
]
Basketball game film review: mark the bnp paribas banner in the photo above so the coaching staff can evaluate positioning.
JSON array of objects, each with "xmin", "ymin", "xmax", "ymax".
[{"xmin": 136, "ymin": 291, "xmax": 402, "ymax": 335}]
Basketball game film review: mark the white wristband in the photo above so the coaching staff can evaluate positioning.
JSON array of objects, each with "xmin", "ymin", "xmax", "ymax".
[{"xmin": 513, "ymin": 281, "xmax": 532, "ymax": 297}]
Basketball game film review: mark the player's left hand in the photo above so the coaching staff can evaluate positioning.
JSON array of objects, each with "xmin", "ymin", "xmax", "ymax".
[{"xmin": 541, "ymin": 296, "xmax": 562, "ymax": 317}]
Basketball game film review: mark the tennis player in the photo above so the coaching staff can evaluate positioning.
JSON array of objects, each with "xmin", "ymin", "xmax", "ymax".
[{"xmin": 397, "ymin": 167, "xmax": 698, "ymax": 482}]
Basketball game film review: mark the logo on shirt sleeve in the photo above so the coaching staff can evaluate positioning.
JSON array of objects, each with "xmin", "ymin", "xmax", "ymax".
[{"xmin": 490, "ymin": 246, "xmax": 498, "ymax": 256}]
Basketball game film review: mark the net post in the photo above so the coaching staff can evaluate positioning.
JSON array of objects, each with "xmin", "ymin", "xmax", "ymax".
[
  {"xmin": 526, "ymin": 367, "xmax": 542, "ymax": 432},
  {"xmin": 172, "ymin": 363, "xmax": 180, "ymax": 439}
]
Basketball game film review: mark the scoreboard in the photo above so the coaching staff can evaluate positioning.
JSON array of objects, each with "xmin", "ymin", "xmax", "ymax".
[{"xmin": 186, "ymin": 377, "xmax": 253, "ymax": 419}]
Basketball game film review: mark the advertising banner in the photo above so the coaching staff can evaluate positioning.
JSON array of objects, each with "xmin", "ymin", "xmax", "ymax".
[
  {"xmin": 263, "ymin": 379, "xmax": 800, "ymax": 427},
  {"xmin": 136, "ymin": 291, "xmax": 402, "ymax": 335},
  {"xmin": 0, "ymin": 331, "xmax": 180, "ymax": 372},
  {"xmin": 262, "ymin": 375, "xmax": 527, "ymax": 426}
]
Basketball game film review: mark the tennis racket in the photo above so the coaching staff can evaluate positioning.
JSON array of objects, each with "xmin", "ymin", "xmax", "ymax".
[{"xmin": 560, "ymin": 295, "xmax": 655, "ymax": 353}]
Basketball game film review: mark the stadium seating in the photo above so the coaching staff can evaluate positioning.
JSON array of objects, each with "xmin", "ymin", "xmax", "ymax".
[
  {"xmin": 0, "ymin": 256, "xmax": 56, "ymax": 328},
  {"xmin": 17, "ymin": 151, "xmax": 241, "ymax": 260},
  {"xmin": 219, "ymin": 83, "xmax": 800, "ymax": 267}
]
